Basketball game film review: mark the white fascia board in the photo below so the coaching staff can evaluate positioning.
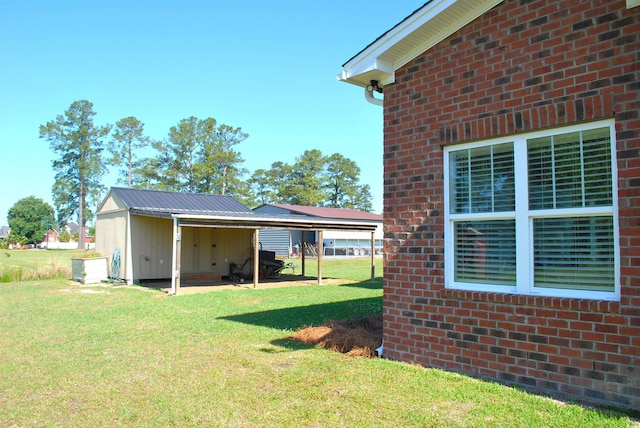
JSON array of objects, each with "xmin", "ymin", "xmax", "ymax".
[
  {"xmin": 337, "ymin": 57, "xmax": 394, "ymax": 87},
  {"xmin": 172, "ymin": 213, "xmax": 380, "ymax": 230},
  {"xmin": 339, "ymin": 0, "xmax": 503, "ymax": 88},
  {"xmin": 627, "ymin": 0, "xmax": 640, "ymax": 8}
]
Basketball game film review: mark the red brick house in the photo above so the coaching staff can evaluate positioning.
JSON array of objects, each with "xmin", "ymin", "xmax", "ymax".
[
  {"xmin": 339, "ymin": 0, "xmax": 639, "ymax": 411},
  {"xmin": 42, "ymin": 229, "xmax": 59, "ymax": 246}
]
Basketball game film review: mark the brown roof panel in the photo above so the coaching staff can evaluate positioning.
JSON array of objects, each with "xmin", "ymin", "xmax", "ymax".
[{"xmin": 261, "ymin": 203, "xmax": 382, "ymax": 221}]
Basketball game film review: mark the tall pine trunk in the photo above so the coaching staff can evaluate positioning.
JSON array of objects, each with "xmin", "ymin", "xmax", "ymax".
[{"xmin": 77, "ymin": 176, "xmax": 85, "ymax": 250}]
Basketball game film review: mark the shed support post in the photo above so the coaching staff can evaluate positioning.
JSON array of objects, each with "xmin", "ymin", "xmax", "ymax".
[
  {"xmin": 301, "ymin": 232, "xmax": 306, "ymax": 278},
  {"xmin": 253, "ymin": 229, "xmax": 259, "ymax": 289},
  {"xmin": 371, "ymin": 231, "xmax": 376, "ymax": 281},
  {"xmin": 317, "ymin": 230, "xmax": 323, "ymax": 285},
  {"xmin": 171, "ymin": 217, "xmax": 182, "ymax": 295}
]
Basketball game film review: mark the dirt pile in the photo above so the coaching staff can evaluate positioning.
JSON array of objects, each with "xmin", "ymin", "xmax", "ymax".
[{"xmin": 291, "ymin": 314, "xmax": 383, "ymax": 357}]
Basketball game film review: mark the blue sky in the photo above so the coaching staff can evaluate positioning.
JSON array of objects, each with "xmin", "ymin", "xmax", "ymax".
[{"xmin": 0, "ymin": 1, "xmax": 423, "ymax": 226}]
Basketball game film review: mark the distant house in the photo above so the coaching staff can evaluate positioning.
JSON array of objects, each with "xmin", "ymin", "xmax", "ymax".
[
  {"xmin": 0, "ymin": 226, "xmax": 10, "ymax": 241},
  {"xmin": 40, "ymin": 226, "xmax": 93, "ymax": 249},
  {"xmin": 95, "ymin": 188, "xmax": 378, "ymax": 293},
  {"xmin": 339, "ymin": 0, "xmax": 639, "ymax": 411},
  {"xmin": 42, "ymin": 229, "xmax": 59, "ymax": 247},
  {"xmin": 253, "ymin": 204, "xmax": 383, "ymax": 257}
]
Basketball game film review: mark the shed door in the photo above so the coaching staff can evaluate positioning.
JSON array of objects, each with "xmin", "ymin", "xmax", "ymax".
[
  {"xmin": 193, "ymin": 228, "xmax": 216, "ymax": 273},
  {"xmin": 182, "ymin": 227, "xmax": 216, "ymax": 274}
]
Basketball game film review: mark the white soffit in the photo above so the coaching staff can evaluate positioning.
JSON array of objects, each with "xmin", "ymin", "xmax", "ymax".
[
  {"xmin": 338, "ymin": 0, "xmax": 504, "ymax": 88},
  {"xmin": 627, "ymin": 0, "xmax": 640, "ymax": 9}
]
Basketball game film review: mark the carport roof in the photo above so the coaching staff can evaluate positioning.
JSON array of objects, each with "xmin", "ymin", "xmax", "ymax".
[
  {"xmin": 175, "ymin": 213, "xmax": 378, "ymax": 231},
  {"xmin": 105, "ymin": 187, "xmax": 378, "ymax": 231},
  {"xmin": 111, "ymin": 187, "xmax": 252, "ymax": 216},
  {"xmin": 254, "ymin": 203, "xmax": 382, "ymax": 221}
]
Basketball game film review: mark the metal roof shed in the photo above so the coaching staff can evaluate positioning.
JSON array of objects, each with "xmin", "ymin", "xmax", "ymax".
[{"xmin": 96, "ymin": 188, "xmax": 378, "ymax": 294}]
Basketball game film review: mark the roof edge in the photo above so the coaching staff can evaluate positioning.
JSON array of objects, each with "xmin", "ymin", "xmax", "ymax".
[
  {"xmin": 254, "ymin": 203, "xmax": 382, "ymax": 221},
  {"xmin": 338, "ymin": 0, "xmax": 504, "ymax": 89}
]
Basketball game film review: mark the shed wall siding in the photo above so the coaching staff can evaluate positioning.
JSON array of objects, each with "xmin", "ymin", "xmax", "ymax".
[
  {"xmin": 254, "ymin": 205, "xmax": 295, "ymax": 256},
  {"xmin": 215, "ymin": 228, "xmax": 253, "ymax": 276},
  {"xmin": 130, "ymin": 216, "xmax": 173, "ymax": 281},
  {"xmin": 95, "ymin": 210, "xmax": 129, "ymax": 281},
  {"xmin": 258, "ymin": 229, "xmax": 291, "ymax": 257},
  {"xmin": 98, "ymin": 192, "xmax": 128, "ymax": 212},
  {"xmin": 382, "ymin": 0, "xmax": 639, "ymax": 411},
  {"xmin": 180, "ymin": 227, "xmax": 253, "ymax": 275}
]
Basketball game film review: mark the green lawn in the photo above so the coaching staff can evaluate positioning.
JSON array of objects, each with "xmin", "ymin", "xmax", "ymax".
[
  {"xmin": 0, "ymin": 248, "xmax": 89, "ymax": 282},
  {"xmin": 283, "ymin": 255, "xmax": 382, "ymax": 283},
  {"xmin": 0, "ymin": 252, "xmax": 635, "ymax": 426}
]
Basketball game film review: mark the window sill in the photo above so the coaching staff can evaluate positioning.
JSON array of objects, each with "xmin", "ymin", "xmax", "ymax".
[{"xmin": 442, "ymin": 288, "xmax": 620, "ymax": 313}]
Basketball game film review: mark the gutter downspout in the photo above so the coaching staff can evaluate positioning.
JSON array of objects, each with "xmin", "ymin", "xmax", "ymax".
[
  {"xmin": 365, "ymin": 80, "xmax": 383, "ymax": 107},
  {"xmin": 365, "ymin": 87, "xmax": 383, "ymax": 107}
]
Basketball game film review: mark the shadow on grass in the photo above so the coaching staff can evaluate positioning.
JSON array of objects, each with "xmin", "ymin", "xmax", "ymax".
[
  {"xmin": 220, "ymin": 295, "xmax": 381, "ymax": 332},
  {"xmin": 221, "ymin": 293, "xmax": 381, "ymax": 353},
  {"xmin": 267, "ymin": 337, "xmax": 315, "ymax": 352},
  {"xmin": 220, "ymin": 279, "xmax": 382, "ymax": 354},
  {"xmin": 339, "ymin": 279, "xmax": 383, "ymax": 290}
]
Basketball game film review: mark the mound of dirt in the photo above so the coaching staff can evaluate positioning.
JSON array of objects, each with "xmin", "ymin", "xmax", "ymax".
[{"xmin": 291, "ymin": 314, "xmax": 383, "ymax": 358}]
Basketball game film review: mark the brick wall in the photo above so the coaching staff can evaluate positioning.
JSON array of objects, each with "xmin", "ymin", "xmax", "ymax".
[{"xmin": 382, "ymin": 0, "xmax": 639, "ymax": 411}]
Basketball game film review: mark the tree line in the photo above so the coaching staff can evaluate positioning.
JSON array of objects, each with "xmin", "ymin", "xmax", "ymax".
[{"xmin": 5, "ymin": 100, "xmax": 374, "ymax": 246}]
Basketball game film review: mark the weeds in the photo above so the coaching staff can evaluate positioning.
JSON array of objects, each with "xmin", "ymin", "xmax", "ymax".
[{"xmin": 0, "ymin": 260, "xmax": 70, "ymax": 283}]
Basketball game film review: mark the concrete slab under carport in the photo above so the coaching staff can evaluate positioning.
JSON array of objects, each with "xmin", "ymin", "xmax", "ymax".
[{"xmin": 141, "ymin": 275, "xmax": 362, "ymax": 295}]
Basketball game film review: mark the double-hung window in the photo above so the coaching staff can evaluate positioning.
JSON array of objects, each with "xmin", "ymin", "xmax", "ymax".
[{"xmin": 444, "ymin": 120, "xmax": 618, "ymax": 300}]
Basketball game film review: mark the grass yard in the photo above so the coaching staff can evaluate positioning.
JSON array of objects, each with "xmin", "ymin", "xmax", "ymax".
[
  {"xmin": 283, "ymin": 255, "xmax": 383, "ymax": 283},
  {"xmin": 0, "ymin": 248, "xmax": 89, "ymax": 282},
  {"xmin": 0, "ymin": 252, "xmax": 636, "ymax": 426}
]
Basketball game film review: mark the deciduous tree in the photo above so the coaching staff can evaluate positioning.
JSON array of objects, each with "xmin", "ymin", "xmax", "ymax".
[{"xmin": 6, "ymin": 196, "xmax": 55, "ymax": 245}]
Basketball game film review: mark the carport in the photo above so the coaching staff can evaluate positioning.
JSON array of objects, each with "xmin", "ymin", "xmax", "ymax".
[
  {"xmin": 96, "ymin": 188, "xmax": 379, "ymax": 294},
  {"xmin": 170, "ymin": 213, "xmax": 379, "ymax": 295}
]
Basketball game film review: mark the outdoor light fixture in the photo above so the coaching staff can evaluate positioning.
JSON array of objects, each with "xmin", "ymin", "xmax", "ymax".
[{"xmin": 366, "ymin": 80, "xmax": 383, "ymax": 93}]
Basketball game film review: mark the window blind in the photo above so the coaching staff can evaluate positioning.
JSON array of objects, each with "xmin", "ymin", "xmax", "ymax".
[
  {"xmin": 449, "ymin": 143, "xmax": 514, "ymax": 214},
  {"xmin": 454, "ymin": 220, "xmax": 516, "ymax": 285},
  {"xmin": 533, "ymin": 216, "xmax": 615, "ymax": 291}
]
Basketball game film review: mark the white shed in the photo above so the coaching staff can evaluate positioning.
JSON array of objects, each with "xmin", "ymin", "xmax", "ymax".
[{"xmin": 95, "ymin": 187, "xmax": 255, "ymax": 285}]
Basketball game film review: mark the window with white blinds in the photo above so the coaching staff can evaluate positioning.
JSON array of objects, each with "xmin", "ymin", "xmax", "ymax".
[
  {"xmin": 454, "ymin": 220, "xmax": 516, "ymax": 285},
  {"xmin": 444, "ymin": 120, "xmax": 618, "ymax": 300}
]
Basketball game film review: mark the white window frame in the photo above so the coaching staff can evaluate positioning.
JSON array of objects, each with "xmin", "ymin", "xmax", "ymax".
[{"xmin": 444, "ymin": 119, "xmax": 619, "ymax": 301}]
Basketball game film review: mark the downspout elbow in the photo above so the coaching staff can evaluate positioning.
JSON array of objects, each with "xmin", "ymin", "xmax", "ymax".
[
  {"xmin": 364, "ymin": 80, "xmax": 383, "ymax": 107},
  {"xmin": 365, "ymin": 88, "xmax": 383, "ymax": 106}
]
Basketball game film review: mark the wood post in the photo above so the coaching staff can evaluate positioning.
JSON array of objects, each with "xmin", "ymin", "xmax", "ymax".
[
  {"xmin": 171, "ymin": 217, "xmax": 182, "ymax": 295},
  {"xmin": 317, "ymin": 230, "xmax": 323, "ymax": 285},
  {"xmin": 253, "ymin": 229, "xmax": 260, "ymax": 289},
  {"xmin": 301, "ymin": 232, "xmax": 306, "ymax": 278},
  {"xmin": 371, "ymin": 231, "xmax": 375, "ymax": 281}
]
